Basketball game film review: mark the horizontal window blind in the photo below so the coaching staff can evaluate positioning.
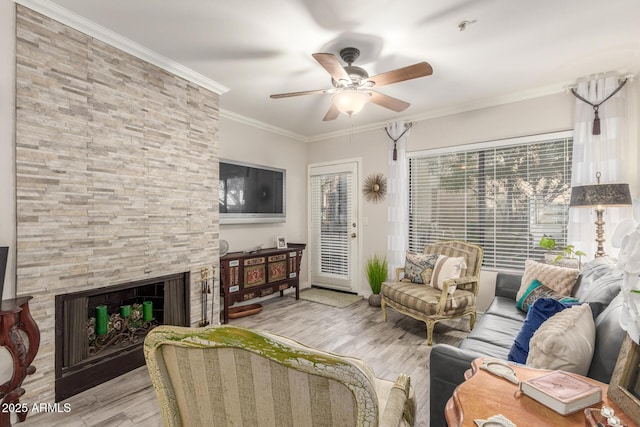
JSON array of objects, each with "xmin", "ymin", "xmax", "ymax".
[{"xmin": 408, "ymin": 134, "xmax": 573, "ymax": 270}]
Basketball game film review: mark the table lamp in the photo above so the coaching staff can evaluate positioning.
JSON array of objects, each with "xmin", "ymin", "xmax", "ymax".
[{"xmin": 569, "ymin": 173, "xmax": 632, "ymax": 257}]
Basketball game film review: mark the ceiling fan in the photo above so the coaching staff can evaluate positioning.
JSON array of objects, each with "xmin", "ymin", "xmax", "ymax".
[{"xmin": 270, "ymin": 47, "xmax": 433, "ymax": 121}]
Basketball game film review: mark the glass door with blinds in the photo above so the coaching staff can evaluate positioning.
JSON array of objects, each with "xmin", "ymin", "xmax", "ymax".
[{"xmin": 308, "ymin": 161, "xmax": 359, "ymax": 292}]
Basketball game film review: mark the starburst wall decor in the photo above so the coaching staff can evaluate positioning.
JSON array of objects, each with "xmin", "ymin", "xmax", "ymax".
[{"xmin": 363, "ymin": 173, "xmax": 387, "ymax": 203}]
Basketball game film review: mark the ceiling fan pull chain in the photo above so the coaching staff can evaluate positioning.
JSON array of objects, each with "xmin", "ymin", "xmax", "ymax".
[
  {"xmin": 570, "ymin": 78, "xmax": 627, "ymax": 135},
  {"xmin": 385, "ymin": 122, "xmax": 413, "ymax": 161}
]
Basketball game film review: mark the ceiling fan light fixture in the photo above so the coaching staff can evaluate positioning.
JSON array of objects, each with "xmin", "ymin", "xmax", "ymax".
[{"xmin": 331, "ymin": 89, "xmax": 371, "ymax": 116}]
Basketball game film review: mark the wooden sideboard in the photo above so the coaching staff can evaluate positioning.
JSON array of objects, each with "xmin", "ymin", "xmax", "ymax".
[{"xmin": 220, "ymin": 244, "xmax": 305, "ymax": 324}]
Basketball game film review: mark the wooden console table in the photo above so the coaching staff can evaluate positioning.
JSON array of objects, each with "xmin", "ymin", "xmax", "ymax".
[
  {"xmin": 220, "ymin": 244, "xmax": 305, "ymax": 324},
  {"xmin": 446, "ymin": 358, "xmax": 632, "ymax": 426},
  {"xmin": 0, "ymin": 296, "xmax": 40, "ymax": 427}
]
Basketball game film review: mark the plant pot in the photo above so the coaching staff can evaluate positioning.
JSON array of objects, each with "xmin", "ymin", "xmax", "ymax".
[
  {"xmin": 543, "ymin": 251, "xmax": 562, "ymax": 264},
  {"xmin": 368, "ymin": 294, "xmax": 382, "ymax": 307}
]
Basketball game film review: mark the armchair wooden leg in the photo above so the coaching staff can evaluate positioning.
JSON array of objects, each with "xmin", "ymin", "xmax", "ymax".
[
  {"xmin": 426, "ymin": 320, "xmax": 435, "ymax": 346},
  {"xmin": 469, "ymin": 311, "xmax": 476, "ymax": 330},
  {"xmin": 381, "ymin": 298, "xmax": 388, "ymax": 322}
]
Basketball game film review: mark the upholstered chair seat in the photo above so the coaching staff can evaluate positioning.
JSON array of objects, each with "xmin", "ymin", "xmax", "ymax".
[{"xmin": 144, "ymin": 324, "xmax": 416, "ymax": 427}]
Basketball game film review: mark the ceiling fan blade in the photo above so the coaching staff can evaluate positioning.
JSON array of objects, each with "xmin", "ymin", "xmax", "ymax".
[
  {"xmin": 270, "ymin": 89, "xmax": 328, "ymax": 99},
  {"xmin": 370, "ymin": 91, "xmax": 410, "ymax": 112},
  {"xmin": 367, "ymin": 62, "xmax": 433, "ymax": 87},
  {"xmin": 322, "ymin": 103, "xmax": 340, "ymax": 121},
  {"xmin": 312, "ymin": 53, "xmax": 352, "ymax": 84}
]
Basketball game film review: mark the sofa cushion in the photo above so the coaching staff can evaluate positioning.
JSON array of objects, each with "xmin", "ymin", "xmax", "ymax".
[
  {"xmin": 527, "ymin": 303, "xmax": 595, "ymax": 376},
  {"xmin": 516, "ymin": 279, "xmax": 578, "ymax": 312},
  {"xmin": 484, "ymin": 296, "xmax": 527, "ymax": 322},
  {"xmin": 459, "ymin": 313, "xmax": 524, "ymax": 359},
  {"xmin": 516, "ymin": 260, "xmax": 579, "ymax": 301},
  {"xmin": 403, "ymin": 252, "xmax": 439, "ymax": 284},
  {"xmin": 508, "ymin": 298, "xmax": 570, "ymax": 364},
  {"xmin": 588, "ymin": 294, "xmax": 625, "ymax": 383},
  {"xmin": 381, "ymin": 281, "xmax": 474, "ymax": 316}
]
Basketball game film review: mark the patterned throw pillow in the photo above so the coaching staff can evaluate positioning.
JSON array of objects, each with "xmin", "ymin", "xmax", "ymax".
[
  {"xmin": 516, "ymin": 260, "xmax": 579, "ymax": 302},
  {"xmin": 430, "ymin": 255, "xmax": 466, "ymax": 294},
  {"xmin": 516, "ymin": 279, "xmax": 579, "ymax": 312},
  {"xmin": 403, "ymin": 252, "xmax": 439, "ymax": 284}
]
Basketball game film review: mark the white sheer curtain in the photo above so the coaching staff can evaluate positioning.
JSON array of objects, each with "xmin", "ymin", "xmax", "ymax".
[
  {"xmin": 568, "ymin": 74, "xmax": 635, "ymax": 259},
  {"xmin": 386, "ymin": 121, "xmax": 411, "ymax": 278}
]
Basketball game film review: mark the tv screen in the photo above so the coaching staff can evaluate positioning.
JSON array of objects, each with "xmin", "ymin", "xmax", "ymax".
[{"xmin": 219, "ymin": 160, "xmax": 286, "ymax": 224}]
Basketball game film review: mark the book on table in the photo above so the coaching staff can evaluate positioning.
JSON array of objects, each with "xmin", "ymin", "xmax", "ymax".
[{"xmin": 519, "ymin": 370, "xmax": 602, "ymax": 415}]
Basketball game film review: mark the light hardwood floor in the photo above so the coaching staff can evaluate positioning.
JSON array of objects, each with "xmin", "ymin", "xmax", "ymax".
[{"xmin": 22, "ymin": 292, "xmax": 469, "ymax": 427}]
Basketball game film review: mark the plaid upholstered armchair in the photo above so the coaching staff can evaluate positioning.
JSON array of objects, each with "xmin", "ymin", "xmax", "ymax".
[
  {"xmin": 381, "ymin": 241, "xmax": 483, "ymax": 345},
  {"xmin": 144, "ymin": 324, "xmax": 416, "ymax": 427}
]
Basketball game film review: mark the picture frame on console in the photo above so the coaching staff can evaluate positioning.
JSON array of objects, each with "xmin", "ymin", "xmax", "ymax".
[
  {"xmin": 276, "ymin": 236, "xmax": 287, "ymax": 249},
  {"xmin": 607, "ymin": 334, "xmax": 640, "ymax": 424}
]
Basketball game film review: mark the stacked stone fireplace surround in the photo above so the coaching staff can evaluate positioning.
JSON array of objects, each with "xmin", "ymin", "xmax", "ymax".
[{"xmin": 14, "ymin": 6, "xmax": 221, "ymax": 406}]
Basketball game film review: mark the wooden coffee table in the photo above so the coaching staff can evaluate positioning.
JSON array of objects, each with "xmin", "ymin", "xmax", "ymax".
[{"xmin": 445, "ymin": 358, "xmax": 633, "ymax": 426}]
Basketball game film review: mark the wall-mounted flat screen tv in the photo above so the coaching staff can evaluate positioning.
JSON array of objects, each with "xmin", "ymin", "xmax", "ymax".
[{"xmin": 219, "ymin": 160, "xmax": 286, "ymax": 224}]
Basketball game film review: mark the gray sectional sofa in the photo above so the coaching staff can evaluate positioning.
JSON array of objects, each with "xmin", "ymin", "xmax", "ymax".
[{"xmin": 429, "ymin": 272, "xmax": 625, "ymax": 427}]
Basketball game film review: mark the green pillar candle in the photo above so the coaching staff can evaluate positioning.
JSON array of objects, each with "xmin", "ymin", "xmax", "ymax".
[
  {"xmin": 120, "ymin": 305, "xmax": 131, "ymax": 318},
  {"xmin": 143, "ymin": 301, "xmax": 153, "ymax": 321},
  {"xmin": 95, "ymin": 305, "xmax": 108, "ymax": 336}
]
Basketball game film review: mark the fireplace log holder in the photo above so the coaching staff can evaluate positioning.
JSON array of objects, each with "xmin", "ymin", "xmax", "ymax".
[{"xmin": 88, "ymin": 312, "xmax": 157, "ymax": 357}]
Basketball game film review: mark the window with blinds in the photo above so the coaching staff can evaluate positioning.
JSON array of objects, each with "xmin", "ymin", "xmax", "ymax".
[{"xmin": 408, "ymin": 132, "xmax": 573, "ymax": 270}]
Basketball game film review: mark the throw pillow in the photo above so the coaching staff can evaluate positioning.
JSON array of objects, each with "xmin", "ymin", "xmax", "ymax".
[
  {"xmin": 516, "ymin": 279, "xmax": 578, "ymax": 312},
  {"xmin": 508, "ymin": 298, "xmax": 572, "ymax": 364},
  {"xmin": 526, "ymin": 303, "xmax": 596, "ymax": 376},
  {"xmin": 430, "ymin": 255, "xmax": 466, "ymax": 294},
  {"xmin": 403, "ymin": 252, "xmax": 439, "ymax": 284},
  {"xmin": 516, "ymin": 260, "xmax": 580, "ymax": 302}
]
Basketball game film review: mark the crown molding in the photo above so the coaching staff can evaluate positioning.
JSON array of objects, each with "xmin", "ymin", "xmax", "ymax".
[
  {"xmin": 308, "ymin": 83, "xmax": 568, "ymax": 142},
  {"xmin": 13, "ymin": 0, "xmax": 229, "ymax": 95},
  {"xmin": 219, "ymin": 109, "xmax": 309, "ymax": 142}
]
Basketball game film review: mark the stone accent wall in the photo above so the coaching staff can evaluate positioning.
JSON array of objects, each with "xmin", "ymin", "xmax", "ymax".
[{"xmin": 15, "ymin": 6, "xmax": 220, "ymax": 404}]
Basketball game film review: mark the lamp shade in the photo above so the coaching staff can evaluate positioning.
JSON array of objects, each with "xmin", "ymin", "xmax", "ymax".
[
  {"xmin": 331, "ymin": 90, "xmax": 370, "ymax": 116},
  {"xmin": 569, "ymin": 183, "xmax": 632, "ymax": 207}
]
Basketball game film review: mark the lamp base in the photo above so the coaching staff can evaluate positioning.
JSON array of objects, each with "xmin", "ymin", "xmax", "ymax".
[{"xmin": 594, "ymin": 207, "xmax": 607, "ymax": 258}]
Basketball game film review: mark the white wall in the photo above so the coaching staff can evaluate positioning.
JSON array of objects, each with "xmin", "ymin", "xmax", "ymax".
[
  {"xmin": 217, "ymin": 117, "xmax": 310, "ymax": 286},
  {"xmin": 0, "ymin": 0, "xmax": 15, "ymax": 300},
  {"xmin": 309, "ymin": 93, "xmax": 578, "ymax": 311}
]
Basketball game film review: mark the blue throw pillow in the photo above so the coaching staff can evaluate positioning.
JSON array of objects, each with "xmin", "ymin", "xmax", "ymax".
[{"xmin": 508, "ymin": 298, "xmax": 576, "ymax": 364}]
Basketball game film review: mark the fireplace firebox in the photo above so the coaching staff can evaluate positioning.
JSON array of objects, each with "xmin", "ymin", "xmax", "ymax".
[{"xmin": 54, "ymin": 272, "xmax": 189, "ymax": 401}]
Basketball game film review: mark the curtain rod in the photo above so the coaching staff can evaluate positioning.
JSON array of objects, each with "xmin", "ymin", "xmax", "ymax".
[{"xmin": 564, "ymin": 73, "xmax": 636, "ymax": 93}]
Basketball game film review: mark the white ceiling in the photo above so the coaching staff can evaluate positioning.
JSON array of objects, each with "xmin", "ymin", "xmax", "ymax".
[{"xmin": 35, "ymin": 0, "xmax": 640, "ymax": 140}]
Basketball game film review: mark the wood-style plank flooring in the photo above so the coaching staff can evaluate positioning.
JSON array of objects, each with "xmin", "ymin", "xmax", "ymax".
[{"xmin": 22, "ymin": 292, "xmax": 469, "ymax": 427}]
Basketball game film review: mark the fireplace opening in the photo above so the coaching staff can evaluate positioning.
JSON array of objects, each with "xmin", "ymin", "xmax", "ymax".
[{"xmin": 55, "ymin": 272, "xmax": 190, "ymax": 401}]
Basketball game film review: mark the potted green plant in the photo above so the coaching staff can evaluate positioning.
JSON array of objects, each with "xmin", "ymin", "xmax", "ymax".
[
  {"xmin": 365, "ymin": 254, "xmax": 388, "ymax": 307},
  {"xmin": 539, "ymin": 236, "xmax": 586, "ymax": 268}
]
